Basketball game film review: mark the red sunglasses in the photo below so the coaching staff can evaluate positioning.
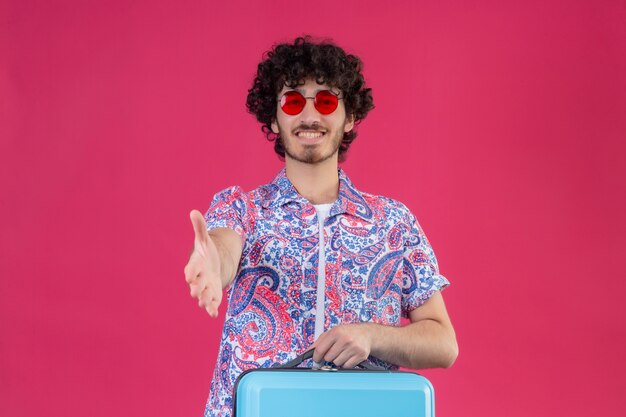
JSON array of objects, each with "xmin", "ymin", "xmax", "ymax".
[{"xmin": 279, "ymin": 90, "xmax": 343, "ymax": 115}]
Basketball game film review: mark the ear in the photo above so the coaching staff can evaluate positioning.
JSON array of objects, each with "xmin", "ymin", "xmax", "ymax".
[
  {"xmin": 271, "ymin": 119, "xmax": 279, "ymax": 134},
  {"xmin": 344, "ymin": 114, "xmax": 355, "ymax": 133}
]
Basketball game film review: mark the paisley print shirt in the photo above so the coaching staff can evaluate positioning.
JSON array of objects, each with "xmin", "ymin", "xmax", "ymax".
[{"xmin": 203, "ymin": 168, "xmax": 449, "ymax": 417}]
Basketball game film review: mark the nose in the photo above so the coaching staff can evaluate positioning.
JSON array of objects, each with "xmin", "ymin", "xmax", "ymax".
[{"xmin": 298, "ymin": 97, "xmax": 322, "ymax": 124}]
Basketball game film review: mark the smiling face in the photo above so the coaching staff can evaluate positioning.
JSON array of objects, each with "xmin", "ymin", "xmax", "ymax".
[{"xmin": 271, "ymin": 79, "xmax": 355, "ymax": 165}]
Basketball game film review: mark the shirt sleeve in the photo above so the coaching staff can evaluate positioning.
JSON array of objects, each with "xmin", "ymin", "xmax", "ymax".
[
  {"xmin": 401, "ymin": 210, "xmax": 450, "ymax": 317},
  {"xmin": 204, "ymin": 186, "xmax": 249, "ymax": 242}
]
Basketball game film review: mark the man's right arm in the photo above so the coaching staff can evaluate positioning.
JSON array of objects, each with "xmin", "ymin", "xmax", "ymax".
[{"xmin": 184, "ymin": 209, "xmax": 243, "ymax": 317}]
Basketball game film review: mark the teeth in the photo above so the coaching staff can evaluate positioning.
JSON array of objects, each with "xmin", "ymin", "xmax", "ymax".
[{"xmin": 297, "ymin": 131, "xmax": 324, "ymax": 138}]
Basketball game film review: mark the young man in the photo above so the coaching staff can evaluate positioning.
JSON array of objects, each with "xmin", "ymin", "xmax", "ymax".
[{"xmin": 184, "ymin": 36, "xmax": 458, "ymax": 417}]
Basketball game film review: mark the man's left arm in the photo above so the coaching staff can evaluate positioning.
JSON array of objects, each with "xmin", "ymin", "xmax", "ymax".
[{"xmin": 311, "ymin": 291, "xmax": 458, "ymax": 369}]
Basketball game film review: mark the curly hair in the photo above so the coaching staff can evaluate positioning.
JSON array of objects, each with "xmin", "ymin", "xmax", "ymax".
[{"xmin": 246, "ymin": 36, "xmax": 374, "ymax": 162}]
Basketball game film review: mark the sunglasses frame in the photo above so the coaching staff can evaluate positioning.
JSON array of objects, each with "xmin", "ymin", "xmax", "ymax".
[{"xmin": 279, "ymin": 90, "xmax": 344, "ymax": 115}]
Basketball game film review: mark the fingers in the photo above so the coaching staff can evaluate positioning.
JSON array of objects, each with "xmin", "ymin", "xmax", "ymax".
[
  {"xmin": 192, "ymin": 277, "xmax": 222, "ymax": 317},
  {"xmin": 312, "ymin": 330, "xmax": 345, "ymax": 363},
  {"xmin": 184, "ymin": 255, "xmax": 201, "ymax": 285},
  {"xmin": 185, "ymin": 267, "xmax": 222, "ymax": 317},
  {"xmin": 185, "ymin": 256, "xmax": 209, "ymax": 300},
  {"xmin": 189, "ymin": 277, "xmax": 205, "ymax": 298},
  {"xmin": 312, "ymin": 325, "xmax": 371, "ymax": 368},
  {"xmin": 184, "ymin": 250, "xmax": 207, "ymax": 289},
  {"xmin": 314, "ymin": 337, "xmax": 346, "ymax": 365},
  {"xmin": 335, "ymin": 350, "xmax": 367, "ymax": 369},
  {"xmin": 322, "ymin": 343, "xmax": 344, "ymax": 365},
  {"xmin": 206, "ymin": 297, "xmax": 220, "ymax": 318},
  {"xmin": 190, "ymin": 210, "xmax": 209, "ymax": 246},
  {"xmin": 199, "ymin": 286, "xmax": 222, "ymax": 318},
  {"xmin": 312, "ymin": 333, "xmax": 332, "ymax": 363}
]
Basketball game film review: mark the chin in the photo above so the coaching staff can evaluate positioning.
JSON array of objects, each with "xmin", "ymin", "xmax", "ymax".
[
  {"xmin": 286, "ymin": 149, "xmax": 338, "ymax": 165},
  {"xmin": 282, "ymin": 135, "xmax": 341, "ymax": 164}
]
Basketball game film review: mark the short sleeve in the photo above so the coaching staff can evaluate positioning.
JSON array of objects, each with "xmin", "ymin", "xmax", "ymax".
[
  {"xmin": 401, "ymin": 210, "xmax": 450, "ymax": 317},
  {"xmin": 204, "ymin": 186, "xmax": 249, "ymax": 242}
]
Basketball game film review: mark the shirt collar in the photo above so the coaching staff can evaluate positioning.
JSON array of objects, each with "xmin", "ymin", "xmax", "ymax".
[{"xmin": 261, "ymin": 168, "xmax": 375, "ymax": 223}]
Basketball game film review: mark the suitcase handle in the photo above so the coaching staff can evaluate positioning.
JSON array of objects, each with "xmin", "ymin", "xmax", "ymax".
[{"xmin": 277, "ymin": 349, "xmax": 386, "ymax": 371}]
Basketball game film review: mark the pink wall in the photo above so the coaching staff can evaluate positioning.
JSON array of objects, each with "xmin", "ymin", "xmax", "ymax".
[{"xmin": 2, "ymin": 1, "xmax": 625, "ymax": 416}]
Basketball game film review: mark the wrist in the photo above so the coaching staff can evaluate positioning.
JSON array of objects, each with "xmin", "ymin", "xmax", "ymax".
[{"xmin": 357, "ymin": 322, "xmax": 380, "ymax": 357}]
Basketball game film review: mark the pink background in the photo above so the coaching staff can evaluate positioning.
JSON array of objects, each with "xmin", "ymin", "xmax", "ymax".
[{"xmin": 2, "ymin": 0, "xmax": 625, "ymax": 416}]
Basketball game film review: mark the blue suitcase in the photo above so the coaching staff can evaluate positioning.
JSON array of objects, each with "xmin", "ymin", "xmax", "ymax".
[{"xmin": 233, "ymin": 350, "xmax": 435, "ymax": 417}]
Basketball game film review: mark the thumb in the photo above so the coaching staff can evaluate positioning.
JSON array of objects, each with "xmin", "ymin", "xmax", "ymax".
[{"xmin": 190, "ymin": 210, "xmax": 210, "ymax": 244}]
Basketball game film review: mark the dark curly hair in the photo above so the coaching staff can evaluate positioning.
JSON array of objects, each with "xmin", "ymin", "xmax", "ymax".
[{"xmin": 246, "ymin": 36, "xmax": 374, "ymax": 162}]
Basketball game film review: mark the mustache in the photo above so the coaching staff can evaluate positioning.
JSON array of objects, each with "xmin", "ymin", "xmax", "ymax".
[{"xmin": 293, "ymin": 122, "xmax": 326, "ymax": 133}]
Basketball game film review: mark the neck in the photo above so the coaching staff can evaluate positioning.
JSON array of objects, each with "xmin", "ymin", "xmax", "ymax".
[{"xmin": 285, "ymin": 155, "xmax": 340, "ymax": 205}]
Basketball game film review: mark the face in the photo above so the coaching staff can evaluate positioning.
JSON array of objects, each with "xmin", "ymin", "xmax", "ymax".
[{"xmin": 271, "ymin": 79, "xmax": 354, "ymax": 165}]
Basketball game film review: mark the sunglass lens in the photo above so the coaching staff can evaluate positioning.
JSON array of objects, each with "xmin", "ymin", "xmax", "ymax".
[
  {"xmin": 315, "ymin": 91, "xmax": 339, "ymax": 114},
  {"xmin": 281, "ymin": 91, "xmax": 306, "ymax": 115}
]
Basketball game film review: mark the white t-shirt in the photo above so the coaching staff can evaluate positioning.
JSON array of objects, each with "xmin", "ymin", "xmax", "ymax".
[{"xmin": 313, "ymin": 203, "xmax": 333, "ymax": 340}]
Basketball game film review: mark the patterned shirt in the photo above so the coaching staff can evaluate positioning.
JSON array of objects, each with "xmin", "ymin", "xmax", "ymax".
[{"xmin": 203, "ymin": 168, "xmax": 450, "ymax": 417}]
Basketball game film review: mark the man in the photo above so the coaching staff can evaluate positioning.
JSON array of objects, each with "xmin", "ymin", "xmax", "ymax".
[{"xmin": 184, "ymin": 36, "xmax": 458, "ymax": 417}]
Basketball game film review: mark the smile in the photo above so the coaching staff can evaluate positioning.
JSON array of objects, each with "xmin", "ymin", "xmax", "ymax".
[{"xmin": 296, "ymin": 131, "xmax": 325, "ymax": 139}]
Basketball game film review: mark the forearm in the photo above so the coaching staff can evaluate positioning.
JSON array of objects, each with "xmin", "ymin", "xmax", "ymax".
[
  {"xmin": 312, "ymin": 291, "xmax": 458, "ymax": 369},
  {"xmin": 208, "ymin": 232, "xmax": 241, "ymax": 289},
  {"xmin": 367, "ymin": 319, "xmax": 458, "ymax": 369}
]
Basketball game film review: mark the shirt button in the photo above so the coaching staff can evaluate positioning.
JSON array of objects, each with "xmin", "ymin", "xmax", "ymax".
[{"xmin": 304, "ymin": 261, "xmax": 313, "ymax": 269}]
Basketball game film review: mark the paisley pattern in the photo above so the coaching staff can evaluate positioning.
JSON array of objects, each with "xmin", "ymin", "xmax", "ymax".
[{"xmin": 203, "ymin": 168, "xmax": 449, "ymax": 417}]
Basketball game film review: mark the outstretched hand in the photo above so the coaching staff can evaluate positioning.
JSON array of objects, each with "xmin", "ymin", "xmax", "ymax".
[{"xmin": 184, "ymin": 210, "xmax": 223, "ymax": 317}]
